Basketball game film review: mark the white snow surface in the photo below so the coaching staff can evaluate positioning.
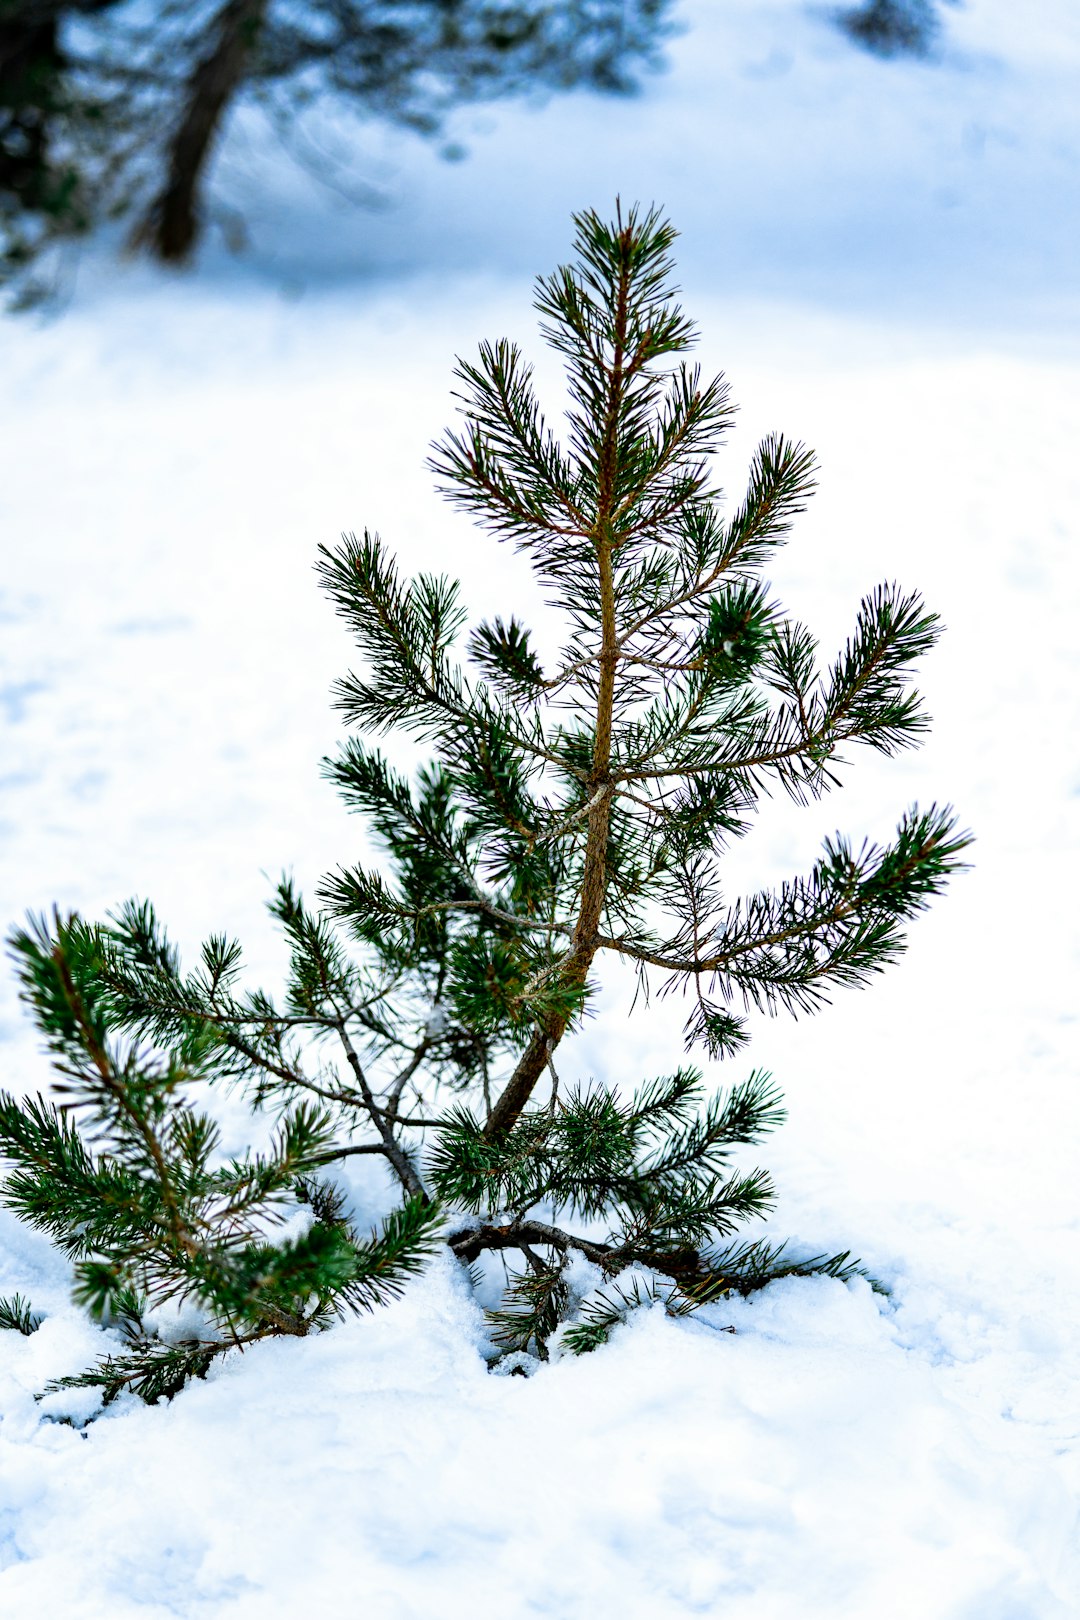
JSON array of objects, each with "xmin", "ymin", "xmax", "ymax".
[{"xmin": 2, "ymin": 1, "xmax": 1080, "ymax": 1614}]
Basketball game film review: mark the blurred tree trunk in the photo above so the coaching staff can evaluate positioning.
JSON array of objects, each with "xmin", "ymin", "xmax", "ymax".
[{"xmin": 139, "ymin": 0, "xmax": 267, "ymax": 263}]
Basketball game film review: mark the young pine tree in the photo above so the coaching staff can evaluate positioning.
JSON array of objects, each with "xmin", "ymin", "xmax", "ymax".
[{"xmin": 1, "ymin": 205, "xmax": 968, "ymax": 1397}]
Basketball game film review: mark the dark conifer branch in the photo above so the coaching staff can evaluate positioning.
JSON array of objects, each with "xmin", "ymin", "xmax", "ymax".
[
  {"xmin": 310, "ymin": 1142, "xmax": 389, "ymax": 1165},
  {"xmin": 448, "ymin": 1218, "xmax": 617, "ymax": 1271}
]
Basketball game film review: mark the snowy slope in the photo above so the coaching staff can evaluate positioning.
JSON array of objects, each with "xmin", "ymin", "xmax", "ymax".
[{"xmin": 2, "ymin": 2, "xmax": 1079, "ymax": 1615}]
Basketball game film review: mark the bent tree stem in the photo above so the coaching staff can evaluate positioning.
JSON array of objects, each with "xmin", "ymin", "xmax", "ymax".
[{"xmin": 447, "ymin": 1219, "xmax": 703, "ymax": 1286}]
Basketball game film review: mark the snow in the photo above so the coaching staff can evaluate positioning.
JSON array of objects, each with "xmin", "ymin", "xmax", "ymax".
[
  {"xmin": 1, "ymin": 1261, "xmax": 1076, "ymax": 1617},
  {"xmin": 2, "ymin": 0, "xmax": 1080, "ymax": 1613}
]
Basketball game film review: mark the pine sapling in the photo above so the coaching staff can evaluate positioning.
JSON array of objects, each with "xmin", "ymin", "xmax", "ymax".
[{"xmin": 1, "ymin": 204, "xmax": 969, "ymax": 1395}]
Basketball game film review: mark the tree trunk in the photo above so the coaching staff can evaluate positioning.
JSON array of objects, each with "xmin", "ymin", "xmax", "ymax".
[
  {"xmin": 483, "ymin": 230, "xmax": 634, "ymax": 1140},
  {"xmin": 140, "ymin": 0, "xmax": 266, "ymax": 263}
]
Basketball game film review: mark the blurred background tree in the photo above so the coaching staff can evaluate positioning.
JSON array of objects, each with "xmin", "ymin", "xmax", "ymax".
[
  {"xmin": 838, "ymin": 0, "xmax": 954, "ymax": 57},
  {"xmin": 0, "ymin": 0, "xmax": 669, "ymax": 296},
  {"xmin": 1, "ymin": 1, "xmax": 963, "ymax": 303}
]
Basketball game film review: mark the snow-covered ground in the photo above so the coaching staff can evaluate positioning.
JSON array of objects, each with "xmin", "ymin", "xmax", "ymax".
[{"xmin": 2, "ymin": 2, "xmax": 1079, "ymax": 1614}]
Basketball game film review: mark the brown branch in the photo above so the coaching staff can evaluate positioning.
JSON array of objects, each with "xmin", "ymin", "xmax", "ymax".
[
  {"xmin": 448, "ymin": 1218, "xmax": 614, "ymax": 1270},
  {"xmin": 446, "ymin": 1218, "xmax": 702, "ymax": 1286},
  {"xmin": 382, "ymin": 1039, "xmax": 432, "ymax": 1128},
  {"xmin": 335, "ymin": 1023, "xmax": 428, "ymax": 1202},
  {"xmin": 308, "ymin": 1141, "xmax": 389, "ymax": 1167}
]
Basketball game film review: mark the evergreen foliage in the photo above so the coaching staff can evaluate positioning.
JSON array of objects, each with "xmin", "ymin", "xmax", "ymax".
[
  {"xmin": 1, "ymin": 204, "xmax": 968, "ymax": 1404},
  {"xmin": 0, "ymin": 1291, "xmax": 43, "ymax": 1335},
  {"xmin": 0, "ymin": 909, "xmax": 440, "ymax": 1403}
]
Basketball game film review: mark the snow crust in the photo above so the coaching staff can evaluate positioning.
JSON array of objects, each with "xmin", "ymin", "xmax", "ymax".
[{"xmin": 2, "ymin": 1, "xmax": 1079, "ymax": 1613}]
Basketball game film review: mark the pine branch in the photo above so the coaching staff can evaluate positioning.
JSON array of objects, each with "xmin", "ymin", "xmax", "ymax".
[
  {"xmin": 0, "ymin": 1294, "xmax": 44, "ymax": 1336},
  {"xmin": 486, "ymin": 1259, "xmax": 570, "ymax": 1360},
  {"xmin": 43, "ymin": 1337, "xmax": 231, "ymax": 1407},
  {"xmin": 597, "ymin": 804, "xmax": 971, "ymax": 1014},
  {"xmin": 334, "ymin": 1021, "xmax": 428, "ymax": 1202}
]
